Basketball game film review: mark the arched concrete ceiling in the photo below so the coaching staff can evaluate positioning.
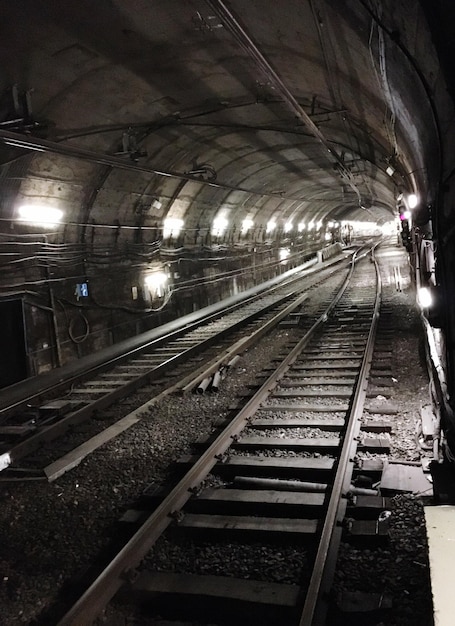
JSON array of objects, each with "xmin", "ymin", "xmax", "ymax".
[{"xmin": 0, "ymin": 0, "xmax": 448, "ymax": 241}]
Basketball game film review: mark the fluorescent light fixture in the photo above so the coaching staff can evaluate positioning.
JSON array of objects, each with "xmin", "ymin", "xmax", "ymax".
[
  {"xmin": 418, "ymin": 287, "xmax": 432, "ymax": 308},
  {"xmin": 308, "ymin": 221, "xmax": 315, "ymax": 230},
  {"xmin": 163, "ymin": 217, "xmax": 183, "ymax": 238},
  {"xmin": 266, "ymin": 220, "xmax": 276, "ymax": 233},
  {"xmin": 317, "ymin": 221, "xmax": 323, "ymax": 230},
  {"xmin": 241, "ymin": 218, "xmax": 254, "ymax": 234},
  {"xmin": 386, "ymin": 165, "xmax": 395, "ymax": 176},
  {"xmin": 145, "ymin": 271, "xmax": 168, "ymax": 297},
  {"xmin": 284, "ymin": 221, "xmax": 293, "ymax": 233},
  {"xmin": 212, "ymin": 216, "xmax": 228, "ymax": 237},
  {"xmin": 152, "ymin": 199, "xmax": 162, "ymax": 210},
  {"xmin": 298, "ymin": 221, "xmax": 306, "ymax": 232},
  {"xmin": 0, "ymin": 452, "xmax": 11, "ymax": 471},
  {"xmin": 279, "ymin": 247, "xmax": 290, "ymax": 261},
  {"xmin": 407, "ymin": 193, "xmax": 418, "ymax": 209},
  {"xmin": 17, "ymin": 204, "xmax": 63, "ymax": 227}
]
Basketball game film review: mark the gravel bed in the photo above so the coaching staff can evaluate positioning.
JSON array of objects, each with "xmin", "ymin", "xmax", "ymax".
[
  {"xmin": 334, "ymin": 495, "xmax": 433, "ymax": 626},
  {"xmin": 144, "ymin": 536, "xmax": 310, "ymax": 585},
  {"xmin": 255, "ymin": 410, "xmax": 346, "ymax": 419},
  {"xmin": 0, "ymin": 327, "xmax": 301, "ymax": 625},
  {"xmin": 229, "ymin": 449, "xmax": 333, "ymax": 459},
  {"xmin": 262, "ymin": 398, "xmax": 349, "ymax": 406},
  {"xmin": 243, "ymin": 427, "xmax": 340, "ymax": 439}
]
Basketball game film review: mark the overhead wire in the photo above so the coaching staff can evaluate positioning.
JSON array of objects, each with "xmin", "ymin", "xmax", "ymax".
[
  {"xmin": 367, "ymin": 3, "xmax": 399, "ymax": 159},
  {"xmin": 204, "ymin": 0, "xmax": 363, "ymax": 206},
  {"xmin": 309, "ymin": 0, "xmax": 376, "ymax": 205}
]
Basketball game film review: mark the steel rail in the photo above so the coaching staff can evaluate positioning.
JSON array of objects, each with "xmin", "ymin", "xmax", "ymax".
[
  {"xmin": 0, "ymin": 253, "xmax": 343, "ymax": 419},
  {"xmin": 56, "ymin": 245, "xmax": 372, "ymax": 626},
  {"xmin": 0, "ymin": 283, "xmax": 312, "ymax": 470},
  {"xmin": 179, "ymin": 291, "xmax": 309, "ymax": 393},
  {"xmin": 299, "ymin": 245, "xmax": 382, "ymax": 625}
]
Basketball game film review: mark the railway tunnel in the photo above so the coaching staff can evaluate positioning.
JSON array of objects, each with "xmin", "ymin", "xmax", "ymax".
[
  {"xmin": 1, "ymin": 0, "xmax": 453, "ymax": 440},
  {"xmin": 1, "ymin": 2, "xmax": 455, "ymax": 624},
  {"xmin": 0, "ymin": 0, "xmax": 452, "ymax": 382}
]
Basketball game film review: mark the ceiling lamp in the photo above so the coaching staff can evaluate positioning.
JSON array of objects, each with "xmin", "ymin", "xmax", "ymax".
[
  {"xmin": 417, "ymin": 286, "xmax": 432, "ymax": 309},
  {"xmin": 407, "ymin": 193, "xmax": 418, "ymax": 209},
  {"xmin": 145, "ymin": 271, "xmax": 167, "ymax": 297},
  {"xmin": 241, "ymin": 218, "xmax": 254, "ymax": 234},
  {"xmin": 266, "ymin": 220, "xmax": 276, "ymax": 233},
  {"xmin": 163, "ymin": 217, "xmax": 183, "ymax": 238},
  {"xmin": 298, "ymin": 221, "xmax": 306, "ymax": 232},
  {"xmin": 284, "ymin": 221, "xmax": 293, "ymax": 233},
  {"xmin": 17, "ymin": 204, "xmax": 63, "ymax": 227},
  {"xmin": 212, "ymin": 216, "xmax": 228, "ymax": 237},
  {"xmin": 386, "ymin": 165, "xmax": 395, "ymax": 176}
]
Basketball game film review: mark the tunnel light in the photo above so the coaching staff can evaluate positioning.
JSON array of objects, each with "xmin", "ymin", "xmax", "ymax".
[
  {"xmin": 418, "ymin": 287, "xmax": 433, "ymax": 309},
  {"xmin": 241, "ymin": 218, "xmax": 254, "ymax": 234},
  {"xmin": 17, "ymin": 204, "xmax": 63, "ymax": 227},
  {"xmin": 212, "ymin": 216, "xmax": 228, "ymax": 237},
  {"xmin": 308, "ymin": 221, "xmax": 315, "ymax": 230},
  {"xmin": 298, "ymin": 221, "xmax": 306, "ymax": 232},
  {"xmin": 266, "ymin": 220, "xmax": 276, "ymax": 233},
  {"xmin": 400, "ymin": 210, "xmax": 411, "ymax": 221},
  {"xmin": 325, "ymin": 233, "xmax": 332, "ymax": 241},
  {"xmin": 317, "ymin": 221, "xmax": 323, "ymax": 230},
  {"xmin": 163, "ymin": 217, "xmax": 183, "ymax": 238},
  {"xmin": 145, "ymin": 271, "xmax": 168, "ymax": 297},
  {"xmin": 0, "ymin": 452, "xmax": 11, "ymax": 471},
  {"xmin": 386, "ymin": 166, "xmax": 395, "ymax": 176},
  {"xmin": 284, "ymin": 221, "xmax": 293, "ymax": 233},
  {"xmin": 328, "ymin": 221, "xmax": 334, "ymax": 228},
  {"xmin": 279, "ymin": 248, "xmax": 290, "ymax": 262},
  {"xmin": 407, "ymin": 193, "xmax": 418, "ymax": 209}
]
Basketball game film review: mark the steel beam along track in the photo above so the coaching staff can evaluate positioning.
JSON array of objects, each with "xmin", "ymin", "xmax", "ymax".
[{"xmin": 56, "ymin": 244, "xmax": 382, "ymax": 626}]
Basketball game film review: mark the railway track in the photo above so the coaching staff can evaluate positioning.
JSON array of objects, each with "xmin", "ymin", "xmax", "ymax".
[
  {"xmin": 54, "ymin": 243, "xmax": 392, "ymax": 626},
  {"xmin": 0, "ymin": 250, "xmax": 353, "ymax": 477}
]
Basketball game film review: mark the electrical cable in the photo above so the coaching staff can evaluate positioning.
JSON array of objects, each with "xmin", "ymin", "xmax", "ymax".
[{"xmin": 68, "ymin": 312, "xmax": 90, "ymax": 344}]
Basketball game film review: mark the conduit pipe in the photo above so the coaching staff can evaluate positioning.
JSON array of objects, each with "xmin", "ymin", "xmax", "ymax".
[
  {"xmin": 227, "ymin": 354, "xmax": 240, "ymax": 368},
  {"xmin": 0, "ymin": 129, "xmax": 303, "ymax": 203},
  {"xmin": 211, "ymin": 370, "xmax": 222, "ymax": 392},
  {"xmin": 233, "ymin": 475, "xmax": 378, "ymax": 496},
  {"xmin": 196, "ymin": 377, "xmax": 212, "ymax": 394}
]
